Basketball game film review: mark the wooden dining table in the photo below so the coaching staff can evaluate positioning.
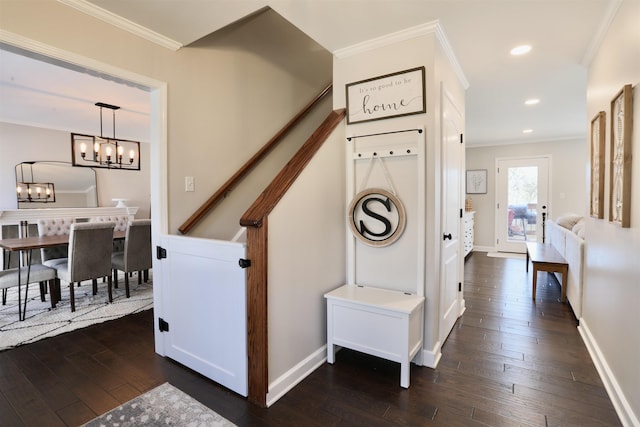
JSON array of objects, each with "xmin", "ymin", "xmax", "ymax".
[{"xmin": 0, "ymin": 230, "xmax": 126, "ymax": 319}]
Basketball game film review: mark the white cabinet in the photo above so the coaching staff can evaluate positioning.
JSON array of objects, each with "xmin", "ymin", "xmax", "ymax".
[{"xmin": 464, "ymin": 211, "xmax": 475, "ymax": 257}]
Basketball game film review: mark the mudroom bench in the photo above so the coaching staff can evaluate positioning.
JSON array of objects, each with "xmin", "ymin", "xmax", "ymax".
[{"xmin": 324, "ymin": 284, "xmax": 425, "ymax": 388}]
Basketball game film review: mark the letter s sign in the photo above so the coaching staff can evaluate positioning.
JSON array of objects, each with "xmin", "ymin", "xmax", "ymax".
[{"xmin": 348, "ymin": 188, "xmax": 406, "ymax": 247}]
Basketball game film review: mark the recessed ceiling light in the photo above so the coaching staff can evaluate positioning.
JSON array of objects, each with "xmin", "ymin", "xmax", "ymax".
[
  {"xmin": 510, "ymin": 45, "xmax": 532, "ymax": 56},
  {"xmin": 525, "ymin": 98, "xmax": 540, "ymax": 105},
  {"xmin": 522, "ymin": 129, "xmax": 533, "ymax": 134}
]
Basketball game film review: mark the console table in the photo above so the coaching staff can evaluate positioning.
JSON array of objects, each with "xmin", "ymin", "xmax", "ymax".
[{"xmin": 325, "ymin": 284, "xmax": 424, "ymax": 388}]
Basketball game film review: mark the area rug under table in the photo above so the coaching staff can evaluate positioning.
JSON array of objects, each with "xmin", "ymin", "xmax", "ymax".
[
  {"xmin": 82, "ymin": 382, "xmax": 237, "ymax": 426},
  {"xmin": 0, "ymin": 272, "xmax": 153, "ymax": 351}
]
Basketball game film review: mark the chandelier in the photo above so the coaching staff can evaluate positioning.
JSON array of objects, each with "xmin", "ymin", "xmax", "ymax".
[
  {"xmin": 71, "ymin": 102, "xmax": 141, "ymax": 170},
  {"xmin": 16, "ymin": 162, "xmax": 56, "ymax": 203}
]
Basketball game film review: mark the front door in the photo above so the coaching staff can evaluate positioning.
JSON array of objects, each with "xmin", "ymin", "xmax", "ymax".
[
  {"xmin": 439, "ymin": 87, "xmax": 464, "ymax": 343},
  {"xmin": 495, "ymin": 156, "xmax": 550, "ymax": 253}
]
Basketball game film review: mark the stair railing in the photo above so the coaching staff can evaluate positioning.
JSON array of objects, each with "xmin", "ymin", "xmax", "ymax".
[
  {"xmin": 240, "ymin": 108, "xmax": 346, "ymax": 407},
  {"xmin": 178, "ymin": 83, "xmax": 333, "ymax": 235}
]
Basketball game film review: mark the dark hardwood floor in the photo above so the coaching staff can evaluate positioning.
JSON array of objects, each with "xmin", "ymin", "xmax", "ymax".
[{"xmin": 0, "ymin": 252, "xmax": 621, "ymax": 426}]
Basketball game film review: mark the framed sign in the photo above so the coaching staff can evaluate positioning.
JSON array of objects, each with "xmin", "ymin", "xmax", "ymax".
[
  {"xmin": 466, "ymin": 169, "xmax": 487, "ymax": 194},
  {"xmin": 609, "ymin": 84, "xmax": 633, "ymax": 227},
  {"xmin": 590, "ymin": 111, "xmax": 606, "ymax": 219},
  {"xmin": 345, "ymin": 67, "xmax": 426, "ymax": 125}
]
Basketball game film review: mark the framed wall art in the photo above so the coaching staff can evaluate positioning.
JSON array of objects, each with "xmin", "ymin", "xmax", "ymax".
[
  {"xmin": 466, "ymin": 169, "xmax": 487, "ymax": 194},
  {"xmin": 590, "ymin": 111, "xmax": 606, "ymax": 219},
  {"xmin": 609, "ymin": 84, "xmax": 633, "ymax": 228},
  {"xmin": 345, "ymin": 66, "xmax": 426, "ymax": 125}
]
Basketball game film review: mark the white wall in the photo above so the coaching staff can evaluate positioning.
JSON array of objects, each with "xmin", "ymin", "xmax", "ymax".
[
  {"xmin": 0, "ymin": 122, "xmax": 151, "ymax": 217},
  {"xmin": 333, "ymin": 25, "xmax": 466, "ymax": 365},
  {"xmin": 465, "ymin": 138, "xmax": 587, "ymax": 249},
  {"xmin": 583, "ymin": 0, "xmax": 640, "ymax": 424}
]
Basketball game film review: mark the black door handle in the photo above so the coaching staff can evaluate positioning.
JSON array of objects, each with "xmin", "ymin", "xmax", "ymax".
[{"xmin": 443, "ymin": 233, "xmax": 452, "ymax": 241}]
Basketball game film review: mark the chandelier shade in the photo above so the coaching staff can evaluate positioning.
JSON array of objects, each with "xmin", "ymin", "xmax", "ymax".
[
  {"xmin": 70, "ymin": 102, "xmax": 141, "ymax": 170},
  {"xmin": 71, "ymin": 133, "xmax": 140, "ymax": 170}
]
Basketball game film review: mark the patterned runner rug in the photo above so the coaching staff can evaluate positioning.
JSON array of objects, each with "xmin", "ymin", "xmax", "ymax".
[
  {"xmin": 82, "ymin": 382, "xmax": 236, "ymax": 426},
  {"xmin": 0, "ymin": 272, "xmax": 153, "ymax": 351}
]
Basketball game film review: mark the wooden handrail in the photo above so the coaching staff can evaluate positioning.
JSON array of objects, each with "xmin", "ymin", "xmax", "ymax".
[
  {"xmin": 240, "ymin": 108, "xmax": 346, "ymax": 228},
  {"xmin": 178, "ymin": 83, "xmax": 333, "ymax": 235},
  {"xmin": 243, "ymin": 107, "xmax": 345, "ymax": 407}
]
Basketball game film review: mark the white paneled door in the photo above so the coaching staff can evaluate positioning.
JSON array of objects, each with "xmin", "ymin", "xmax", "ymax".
[
  {"xmin": 156, "ymin": 234, "xmax": 248, "ymax": 397},
  {"xmin": 439, "ymin": 87, "xmax": 465, "ymax": 344}
]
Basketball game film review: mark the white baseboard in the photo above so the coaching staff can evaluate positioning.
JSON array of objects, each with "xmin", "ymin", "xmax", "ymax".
[
  {"xmin": 578, "ymin": 319, "xmax": 639, "ymax": 427},
  {"xmin": 266, "ymin": 345, "xmax": 327, "ymax": 407},
  {"xmin": 472, "ymin": 245, "xmax": 494, "ymax": 253},
  {"xmin": 420, "ymin": 340, "xmax": 442, "ymax": 368}
]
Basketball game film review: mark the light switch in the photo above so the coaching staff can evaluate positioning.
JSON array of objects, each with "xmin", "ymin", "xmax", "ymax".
[{"xmin": 185, "ymin": 176, "xmax": 195, "ymax": 192}]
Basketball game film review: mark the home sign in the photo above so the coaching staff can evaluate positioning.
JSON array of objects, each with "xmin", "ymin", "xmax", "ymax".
[{"xmin": 346, "ymin": 66, "xmax": 426, "ymax": 124}]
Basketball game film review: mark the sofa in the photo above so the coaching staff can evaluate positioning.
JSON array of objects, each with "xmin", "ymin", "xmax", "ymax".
[{"xmin": 545, "ymin": 214, "xmax": 585, "ymax": 319}]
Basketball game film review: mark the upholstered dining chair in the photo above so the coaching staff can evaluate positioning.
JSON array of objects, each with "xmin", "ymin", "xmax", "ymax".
[
  {"xmin": 53, "ymin": 222, "xmax": 115, "ymax": 312},
  {"xmin": 0, "ymin": 264, "xmax": 57, "ymax": 320},
  {"xmin": 37, "ymin": 218, "xmax": 74, "ymax": 268},
  {"xmin": 93, "ymin": 215, "xmax": 130, "ymax": 252},
  {"xmin": 111, "ymin": 219, "xmax": 151, "ymax": 298}
]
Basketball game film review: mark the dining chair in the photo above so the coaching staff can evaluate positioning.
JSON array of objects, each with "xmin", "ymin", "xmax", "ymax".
[
  {"xmin": 37, "ymin": 218, "xmax": 74, "ymax": 268},
  {"xmin": 111, "ymin": 219, "xmax": 151, "ymax": 298},
  {"xmin": 0, "ymin": 263, "xmax": 57, "ymax": 320},
  {"xmin": 93, "ymin": 215, "xmax": 129, "ymax": 252},
  {"xmin": 53, "ymin": 222, "xmax": 115, "ymax": 312}
]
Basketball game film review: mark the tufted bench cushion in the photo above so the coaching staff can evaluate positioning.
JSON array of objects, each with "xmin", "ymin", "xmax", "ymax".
[
  {"xmin": 37, "ymin": 218, "xmax": 75, "ymax": 236},
  {"xmin": 92, "ymin": 216, "xmax": 130, "ymax": 232},
  {"xmin": 37, "ymin": 218, "xmax": 75, "ymax": 266}
]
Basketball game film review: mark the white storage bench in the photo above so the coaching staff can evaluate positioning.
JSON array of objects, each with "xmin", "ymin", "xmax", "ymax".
[{"xmin": 324, "ymin": 284, "xmax": 425, "ymax": 388}]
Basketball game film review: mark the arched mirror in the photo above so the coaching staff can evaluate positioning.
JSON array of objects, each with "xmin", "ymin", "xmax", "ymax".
[{"xmin": 15, "ymin": 161, "xmax": 98, "ymax": 209}]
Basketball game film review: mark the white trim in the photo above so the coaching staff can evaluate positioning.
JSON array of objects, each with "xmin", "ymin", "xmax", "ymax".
[
  {"xmin": 578, "ymin": 319, "xmax": 639, "ymax": 427},
  {"xmin": 581, "ymin": 0, "xmax": 623, "ymax": 66},
  {"xmin": 334, "ymin": 21, "xmax": 468, "ymax": 89},
  {"xmin": 266, "ymin": 345, "xmax": 327, "ymax": 407},
  {"xmin": 56, "ymin": 0, "xmax": 183, "ymax": 51},
  {"xmin": 433, "ymin": 24, "xmax": 470, "ymax": 89},
  {"xmin": 472, "ymin": 245, "xmax": 494, "ymax": 253},
  {"xmin": 420, "ymin": 340, "xmax": 442, "ymax": 368},
  {"xmin": 0, "ymin": 207, "xmax": 137, "ymax": 224}
]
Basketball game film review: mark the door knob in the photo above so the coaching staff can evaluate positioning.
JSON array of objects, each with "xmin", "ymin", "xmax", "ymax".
[{"xmin": 443, "ymin": 233, "xmax": 452, "ymax": 240}]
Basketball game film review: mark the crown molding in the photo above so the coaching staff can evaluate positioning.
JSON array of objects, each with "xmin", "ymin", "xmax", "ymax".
[
  {"xmin": 57, "ymin": 0, "xmax": 183, "ymax": 51},
  {"xmin": 333, "ymin": 20, "xmax": 468, "ymax": 89},
  {"xmin": 581, "ymin": 0, "xmax": 623, "ymax": 66}
]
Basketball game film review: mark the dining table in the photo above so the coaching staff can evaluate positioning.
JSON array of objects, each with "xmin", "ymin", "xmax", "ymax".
[{"xmin": 0, "ymin": 230, "xmax": 126, "ymax": 320}]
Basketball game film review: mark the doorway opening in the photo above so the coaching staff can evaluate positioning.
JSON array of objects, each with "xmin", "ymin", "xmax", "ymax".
[{"xmin": 495, "ymin": 156, "xmax": 550, "ymax": 253}]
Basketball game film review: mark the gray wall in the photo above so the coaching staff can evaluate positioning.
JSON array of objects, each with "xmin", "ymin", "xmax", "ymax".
[{"xmin": 583, "ymin": 0, "xmax": 640, "ymax": 423}]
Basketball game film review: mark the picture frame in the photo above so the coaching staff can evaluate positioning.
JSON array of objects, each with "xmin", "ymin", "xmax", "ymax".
[
  {"xmin": 466, "ymin": 169, "xmax": 487, "ymax": 194},
  {"xmin": 590, "ymin": 111, "xmax": 606, "ymax": 219},
  {"xmin": 609, "ymin": 84, "xmax": 633, "ymax": 227},
  {"xmin": 345, "ymin": 66, "xmax": 426, "ymax": 125}
]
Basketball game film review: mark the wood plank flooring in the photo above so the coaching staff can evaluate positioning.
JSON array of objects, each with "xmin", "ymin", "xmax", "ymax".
[{"xmin": 0, "ymin": 252, "xmax": 621, "ymax": 426}]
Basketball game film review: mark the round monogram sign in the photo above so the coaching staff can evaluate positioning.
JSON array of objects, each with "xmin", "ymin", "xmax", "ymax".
[{"xmin": 348, "ymin": 188, "xmax": 406, "ymax": 247}]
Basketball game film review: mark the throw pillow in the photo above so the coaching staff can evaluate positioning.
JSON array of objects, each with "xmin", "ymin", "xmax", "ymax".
[{"xmin": 556, "ymin": 213, "xmax": 583, "ymax": 230}]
